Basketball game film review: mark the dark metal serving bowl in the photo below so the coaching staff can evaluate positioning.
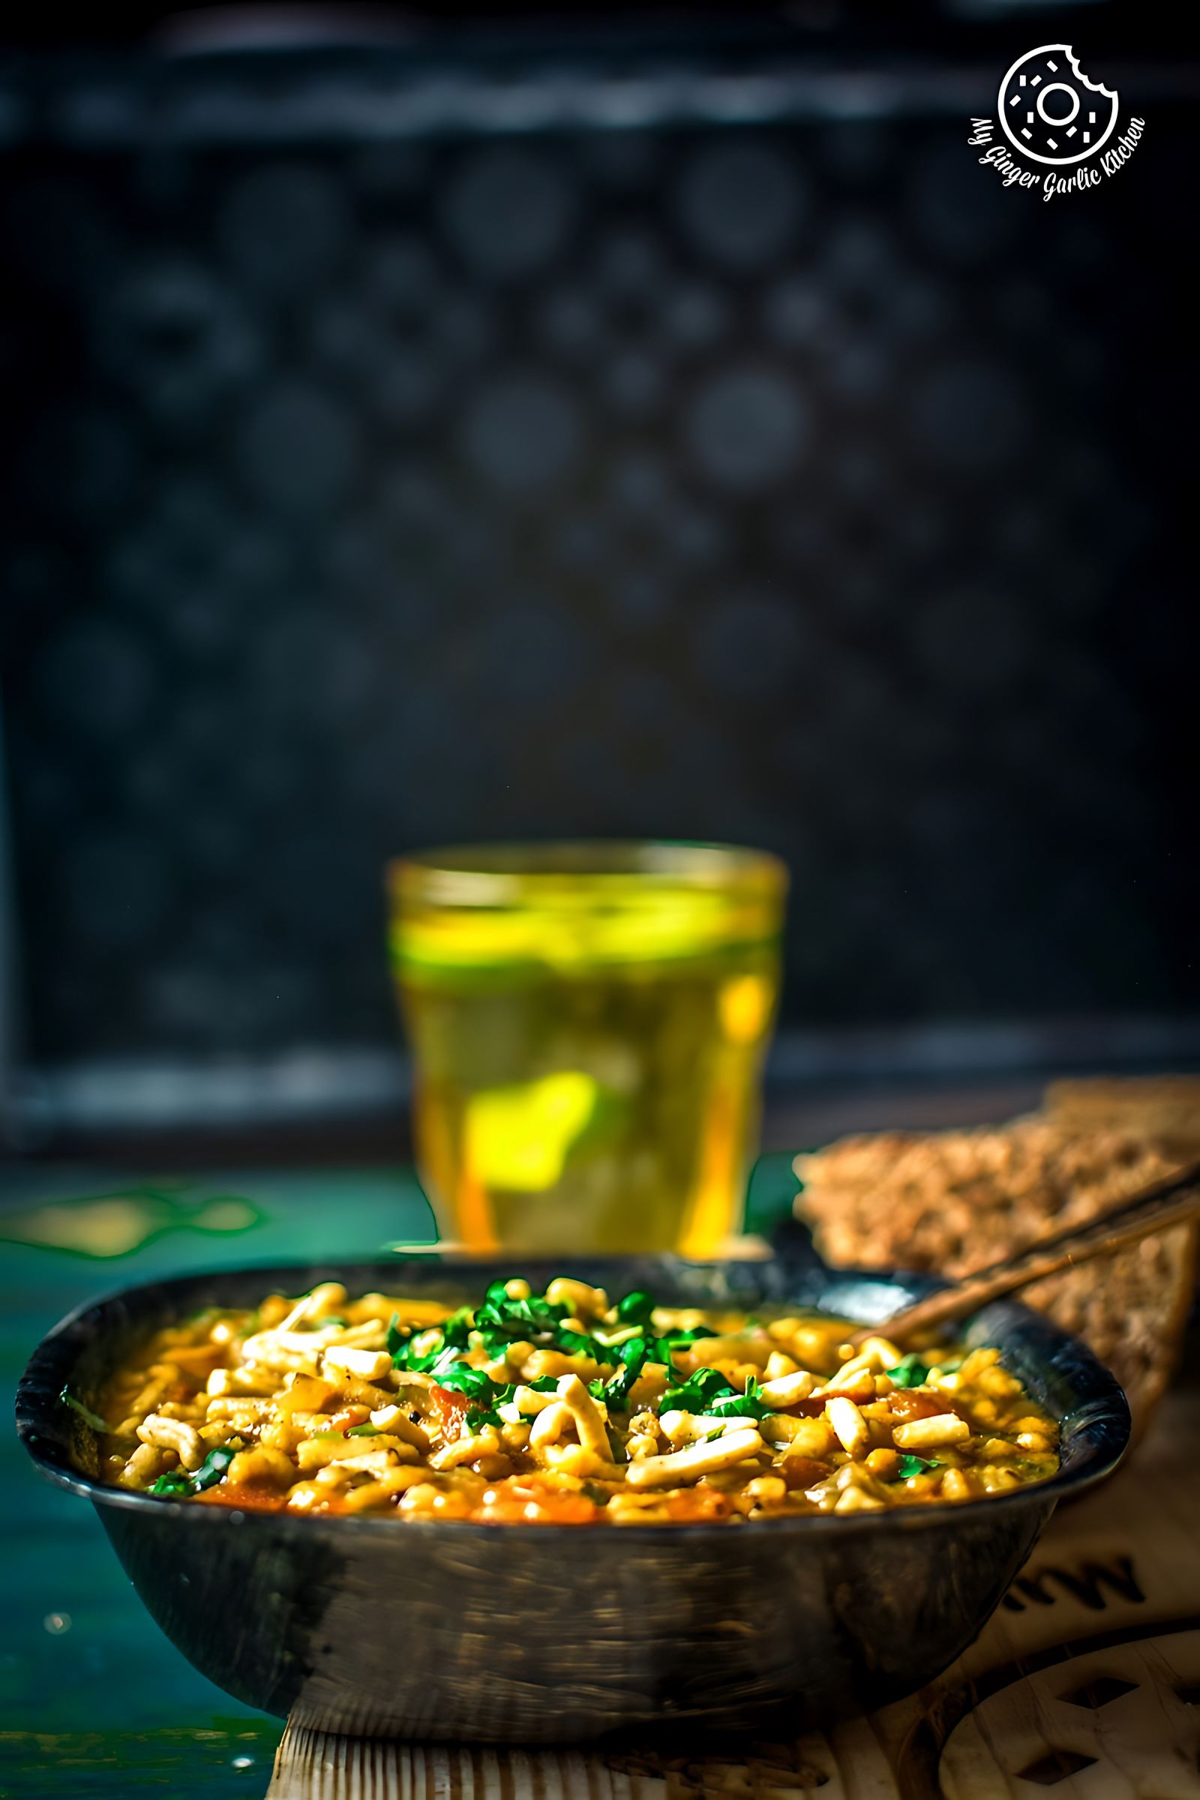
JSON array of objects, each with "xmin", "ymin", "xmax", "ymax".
[{"xmin": 17, "ymin": 1253, "xmax": 1130, "ymax": 1744}]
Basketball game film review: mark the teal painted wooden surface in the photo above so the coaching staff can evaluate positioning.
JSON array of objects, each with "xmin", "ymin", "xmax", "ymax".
[
  {"xmin": 0, "ymin": 1166, "xmax": 437, "ymax": 1795},
  {"xmin": 743, "ymin": 1150, "xmax": 802, "ymax": 1238}
]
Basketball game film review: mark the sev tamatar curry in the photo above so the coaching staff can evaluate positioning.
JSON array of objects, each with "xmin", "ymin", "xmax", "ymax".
[{"xmin": 73, "ymin": 1275, "xmax": 1060, "ymax": 1524}]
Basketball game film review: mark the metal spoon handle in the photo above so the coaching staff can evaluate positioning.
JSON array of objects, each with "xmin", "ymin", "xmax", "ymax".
[{"xmin": 860, "ymin": 1157, "xmax": 1200, "ymax": 1348}]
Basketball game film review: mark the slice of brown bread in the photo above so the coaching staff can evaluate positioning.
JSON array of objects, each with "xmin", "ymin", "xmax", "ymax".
[
  {"xmin": 794, "ymin": 1119, "xmax": 1195, "ymax": 1431},
  {"xmin": 1045, "ymin": 1076, "xmax": 1200, "ymax": 1162}
]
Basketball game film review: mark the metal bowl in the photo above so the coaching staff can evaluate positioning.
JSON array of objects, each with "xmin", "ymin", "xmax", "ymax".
[{"xmin": 16, "ymin": 1253, "xmax": 1130, "ymax": 1743}]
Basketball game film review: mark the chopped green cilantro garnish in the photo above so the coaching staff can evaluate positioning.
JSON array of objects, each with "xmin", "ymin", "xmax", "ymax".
[
  {"xmin": 708, "ymin": 1376, "xmax": 770, "ymax": 1420},
  {"xmin": 476, "ymin": 1290, "xmax": 564, "ymax": 1333},
  {"xmin": 150, "ymin": 1444, "xmax": 236, "ymax": 1499},
  {"xmin": 615, "ymin": 1290, "xmax": 655, "ymax": 1326},
  {"xmin": 895, "ymin": 1454, "xmax": 935, "ymax": 1480},
  {"xmin": 600, "ymin": 1334, "xmax": 655, "ymax": 1407},
  {"xmin": 433, "ymin": 1365, "xmax": 500, "ymax": 1404},
  {"xmin": 889, "ymin": 1355, "xmax": 933, "ymax": 1389},
  {"xmin": 192, "ymin": 1445, "xmax": 236, "ymax": 1490},
  {"xmin": 386, "ymin": 1280, "xmax": 764, "ymax": 1428},
  {"xmin": 472, "ymin": 1288, "xmax": 609, "ymax": 1363},
  {"xmin": 556, "ymin": 1326, "xmax": 609, "ymax": 1358},
  {"xmin": 389, "ymin": 1324, "xmax": 439, "ymax": 1371},
  {"xmin": 148, "ymin": 1469, "xmax": 194, "ymax": 1497},
  {"xmin": 661, "ymin": 1368, "xmax": 738, "ymax": 1413},
  {"xmin": 441, "ymin": 1308, "xmax": 475, "ymax": 1350}
]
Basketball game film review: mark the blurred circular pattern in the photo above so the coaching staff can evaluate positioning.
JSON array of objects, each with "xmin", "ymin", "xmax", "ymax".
[
  {"xmin": 99, "ymin": 260, "xmax": 261, "ymax": 426},
  {"xmin": 831, "ymin": 558, "xmax": 887, "ymax": 622},
  {"xmin": 663, "ymin": 501, "xmax": 726, "ymax": 566},
  {"xmin": 819, "ymin": 122, "xmax": 893, "ymax": 184},
  {"xmin": 64, "ymin": 830, "xmax": 173, "ymax": 951},
  {"xmin": 611, "ymin": 452, "xmax": 669, "ymax": 513},
  {"xmin": 537, "ymin": 285, "xmax": 603, "ymax": 355},
  {"xmin": 993, "ymin": 497, "xmax": 1052, "ymax": 562},
  {"xmin": 762, "ymin": 277, "xmax": 836, "ymax": 352},
  {"xmin": 442, "ymin": 146, "xmax": 574, "ymax": 280},
  {"xmin": 36, "ymin": 619, "xmax": 153, "ymax": 740},
  {"xmin": 826, "ymin": 339, "xmax": 889, "ymax": 401},
  {"xmin": 615, "ymin": 667, "xmax": 674, "ymax": 732},
  {"xmin": 22, "ymin": 406, "xmax": 138, "ymax": 524},
  {"xmin": 910, "ymin": 359, "xmax": 1028, "ymax": 473},
  {"xmin": 687, "ymin": 366, "xmax": 806, "ymax": 489},
  {"xmin": 433, "ymin": 294, "xmax": 492, "ymax": 363},
  {"xmin": 463, "ymin": 374, "xmax": 582, "ymax": 492},
  {"xmin": 366, "ymin": 235, "xmax": 443, "ymax": 317},
  {"xmin": 603, "ymin": 347, "xmax": 662, "ymax": 416},
  {"xmin": 912, "ymin": 589, "xmax": 1030, "ymax": 694},
  {"xmin": 832, "ymin": 447, "xmax": 886, "ymax": 502},
  {"xmin": 821, "ymin": 219, "xmax": 892, "ymax": 292},
  {"xmin": 225, "ymin": 522, "xmax": 291, "ymax": 596},
  {"xmin": 254, "ymin": 610, "xmax": 377, "ymax": 725},
  {"xmin": 612, "ymin": 568, "xmax": 671, "ymax": 628},
  {"xmin": 992, "ymin": 277, "xmax": 1051, "ymax": 335},
  {"xmin": 308, "ymin": 296, "xmax": 375, "ymax": 379},
  {"xmin": 237, "ymin": 380, "xmax": 360, "ymax": 514},
  {"xmin": 371, "ymin": 351, "xmax": 442, "ymax": 427},
  {"xmin": 908, "ymin": 140, "xmax": 1022, "ymax": 264},
  {"xmin": 0, "ymin": 99, "xmax": 1186, "ymax": 1058},
  {"xmin": 887, "ymin": 274, "xmax": 949, "ymax": 340},
  {"xmin": 693, "ymin": 590, "xmax": 805, "ymax": 698},
  {"xmin": 351, "ymin": 143, "xmax": 431, "ymax": 195},
  {"xmin": 676, "ymin": 140, "xmax": 805, "ymax": 270},
  {"xmin": 663, "ymin": 280, "xmax": 728, "ymax": 349},
  {"xmin": 474, "ymin": 605, "xmax": 586, "ymax": 706},
  {"xmin": 594, "ymin": 229, "xmax": 664, "ymax": 300},
  {"xmin": 219, "ymin": 162, "xmax": 350, "ymax": 297},
  {"xmin": 265, "ymin": 831, "xmax": 380, "ymax": 948},
  {"xmin": 582, "ymin": 131, "xmax": 658, "ymax": 187}
]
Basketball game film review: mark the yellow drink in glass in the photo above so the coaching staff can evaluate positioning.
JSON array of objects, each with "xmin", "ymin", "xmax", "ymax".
[{"xmin": 388, "ymin": 842, "xmax": 786, "ymax": 1254}]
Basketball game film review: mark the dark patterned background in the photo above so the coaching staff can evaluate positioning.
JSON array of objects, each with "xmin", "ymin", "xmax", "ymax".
[{"xmin": 0, "ymin": 50, "xmax": 1195, "ymax": 1078}]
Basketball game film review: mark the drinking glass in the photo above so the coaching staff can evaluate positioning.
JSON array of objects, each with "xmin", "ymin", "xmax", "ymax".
[{"xmin": 388, "ymin": 841, "xmax": 786, "ymax": 1254}]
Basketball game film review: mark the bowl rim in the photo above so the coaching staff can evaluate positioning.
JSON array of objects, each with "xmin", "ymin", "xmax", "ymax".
[{"xmin": 16, "ymin": 1252, "xmax": 1132, "ymax": 1541}]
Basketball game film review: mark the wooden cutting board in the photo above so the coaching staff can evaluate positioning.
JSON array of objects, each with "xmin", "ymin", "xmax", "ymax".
[{"xmin": 267, "ymin": 1384, "xmax": 1200, "ymax": 1800}]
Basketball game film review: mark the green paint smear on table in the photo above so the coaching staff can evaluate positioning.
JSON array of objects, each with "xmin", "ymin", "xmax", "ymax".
[
  {"xmin": 0, "ymin": 1718, "xmax": 282, "ymax": 1796},
  {"xmin": 0, "ymin": 1182, "xmax": 263, "ymax": 1259}
]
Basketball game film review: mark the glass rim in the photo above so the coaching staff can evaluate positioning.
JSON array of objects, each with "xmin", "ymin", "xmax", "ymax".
[{"xmin": 388, "ymin": 839, "xmax": 788, "ymax": 908}]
